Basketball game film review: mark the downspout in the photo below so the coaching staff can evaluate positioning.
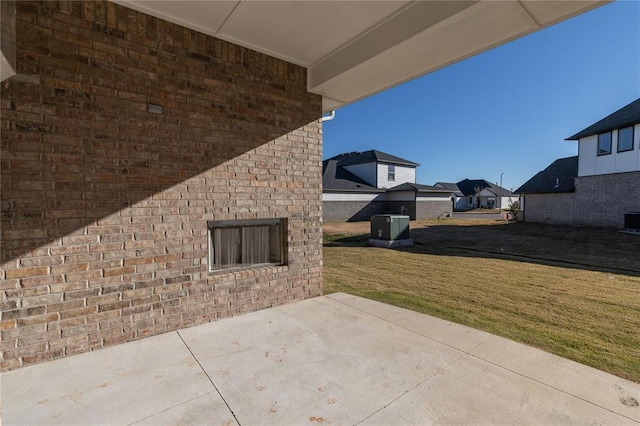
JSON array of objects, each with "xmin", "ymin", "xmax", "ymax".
[{"xmin": 321, "ymin": 110, "xmax": 335, "ymax": 122}]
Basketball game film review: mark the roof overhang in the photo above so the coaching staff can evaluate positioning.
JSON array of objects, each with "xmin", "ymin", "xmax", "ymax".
[
  {"xmin": 0, "ymin": 1, "xmax": 17, "ymax": 81},
  {"xmin": 114, "ymin": 0, "xmax": 608, "ymax": 113},
  {"xmin": 323, "ymin": 188, "xmax": 383, "ymax": 194}
]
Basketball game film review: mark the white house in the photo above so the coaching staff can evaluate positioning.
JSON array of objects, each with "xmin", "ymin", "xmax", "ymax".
[
  {"xmin": 337, "ymin": 150, "xmax": 418, "ymax": 189},
  {"xmin": 517, "ymin": 98, "xmax": 640, "ymax": 227},
  {"xmin": 435, "ymin": 179, "xmax": 518, "ymax": 211},
  {"xmin": 323, "ymin": 151, "xmax": 452, "ymax": 221},
  {"xmin": 575, "ymin": 115, "xmax": 640, "ymax": 177}
]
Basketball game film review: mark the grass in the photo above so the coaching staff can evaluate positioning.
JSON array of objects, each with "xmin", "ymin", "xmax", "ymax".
[{"xmin": 323, "ymin": 219, "xmax": 640, "ymax": 383}]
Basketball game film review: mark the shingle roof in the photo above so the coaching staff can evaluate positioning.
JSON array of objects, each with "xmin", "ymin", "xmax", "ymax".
[
  {"xmin": 322, "ymin": 157, "xmax": 380, "ymax": 191},
  {"xmin": 515, "ymin": 156, "xmax": 578, "ymax": 194},
  {"xmin": 456, "ymin": 179, "xmax": 515, "ymax": 197},
  {"xmin": 335, "ymin": 150, "xmax": 419, "ymax": 167},
  {"xmin": 566, "ymin": 98, "xmax": 640, "ymax": 140},
  {"xmin": 386, "ymin": 182, "xmax": 451, "ymax": 194},
  {"xmin": 434, "ymin": 182, "xmax": 461, "ymax": 192}
]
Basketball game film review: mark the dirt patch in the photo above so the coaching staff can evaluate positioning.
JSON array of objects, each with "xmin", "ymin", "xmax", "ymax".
[
  {"xmin": 325, "ymin": 219, "xmax": 640, "ymax": 276},
  {"xmin": 410, "ymin": 221, "xmax": 640, "ymax": 275}
]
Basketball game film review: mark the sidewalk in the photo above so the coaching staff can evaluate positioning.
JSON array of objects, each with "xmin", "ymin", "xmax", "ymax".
[{"xmin": 2, "ymin": 293, "xmax": 639, "ymax": 425}]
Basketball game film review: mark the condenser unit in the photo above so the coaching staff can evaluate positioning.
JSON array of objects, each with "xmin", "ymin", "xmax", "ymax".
[{"xmin": 369, "ymin": 215, "xmax": 412, "ymax": 248}]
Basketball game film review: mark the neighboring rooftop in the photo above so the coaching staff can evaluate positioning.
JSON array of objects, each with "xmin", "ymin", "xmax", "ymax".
[
  {"xmin": 322, "ymin": 156, "xmax": 379, "ymax": 191},
  {"xmin": 456, "ymin": 179, "xmax": 515, "ymax": 197},
  {"xmin": 434, "ymin": 182, "xmax": 460, "ymax": 191},
  {"xmin": 515, "ymin": 156, "xmax": 578, "ymax": 194},
  {"xmin": 336, "ymin": 150, "xmax": 419, "ymax": 168},
  {"xmin": 386, "ymin": 182, "xmax": 451, "ymax": 194},
  {"xmin": 434, "ymin": 182, "xmax": 463, "ymax": 196},
  {"xmin": 567, "ymin": 98, "xmax": 640, "ymax": 140}
]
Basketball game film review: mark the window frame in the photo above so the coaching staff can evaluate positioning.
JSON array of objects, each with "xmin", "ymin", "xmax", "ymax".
[
  {"xmin": 207, "ymin": 218, "xmax": 287, "ymax": 273},
  {"xmin": 387, "ymin": 164, "xmax": 396, "ymax": 182},
  {"xmin": 617, "ymin": 126, "xmax": 634, "ymax": 153},
  {"xmin": 597, "ymin": 131, "xmax": 612, "ymax": 156}
]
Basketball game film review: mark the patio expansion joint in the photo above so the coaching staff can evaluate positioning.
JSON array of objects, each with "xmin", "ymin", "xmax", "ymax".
[
  {"xmin": 325, "ymin": 295, "xmax": 473, "ymax": 355},
  {"xmin": 354, "ymin": 367, "xmax": 451, "ymax": 425},
  {"xmin": 175, "ymin": 330, "xmax": 242, "ymax": 426},
  {"xmin": 127, "ymin": 391, "xmax": 220, "ymax": 426},
  {"xmin": 466, "ymin": 340, "xmax": 640, "ymax": 424},
  {"xmin": 328, "ymin": 296, "xmax": 640, "ymax": 424},
  {"xmin": 326, "ymin": 296, "xmax": 480, "ymax": 425}
]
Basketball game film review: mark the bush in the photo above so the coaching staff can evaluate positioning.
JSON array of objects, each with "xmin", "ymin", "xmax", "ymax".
[{"xmin": 506, "ymin": 199, "xmax": 520, "ymax": 221}]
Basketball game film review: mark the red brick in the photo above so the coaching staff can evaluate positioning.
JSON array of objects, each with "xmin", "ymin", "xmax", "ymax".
[
  {"xmin": 5, "ymin": 267, "xmax": 49, "ymax": 279},
  {"xmin": 0, "ymin": 320, "xmax": 17, "ymax": 331}
]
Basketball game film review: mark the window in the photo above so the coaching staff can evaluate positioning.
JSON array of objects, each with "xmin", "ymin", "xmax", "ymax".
[
  {"xmin": 388, "ymin": 165, "xmax": 396, "ymax": 182},
  {"xmin": 208, "ymin": 219, "xmax": 286, "ymax": 271},
  {"xmin": 597, "ymin": 131, "xmax": 612, "ymax": 156},
  {"xmin": 617, "ymin": 126, "xmax": 634, "ymax": 152}
]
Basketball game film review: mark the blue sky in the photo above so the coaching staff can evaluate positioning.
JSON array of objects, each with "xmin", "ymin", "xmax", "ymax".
[{"xmin": 323, "ymin": 1, "xmax": 640, "ymax": 191}]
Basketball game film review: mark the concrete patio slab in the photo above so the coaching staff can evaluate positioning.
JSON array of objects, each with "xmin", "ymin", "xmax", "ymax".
[
  {"xmin": 362, "ymin": 353, "xmax": 637, "ymax": 425},
  {"xmin": 132, "ymin": 392, "xmax": 235, "ymax": 425},
  {"xmin": 327, "ymin": 292, "xmax": 494, "ymax": 353},
  {"xmin": 2, "ymin": 293, "xmax": 639, "ymax": 425},
  {"xmin": 1, "ymin": 332, "xmax": 217, "ymax": 425},
  {"xmin": 470, "ymin": 334, "xmax": 640, "ymax": 423},
  {"xmin": 178, "ymin": 295, "xmax": 464, "ymax": 425}
]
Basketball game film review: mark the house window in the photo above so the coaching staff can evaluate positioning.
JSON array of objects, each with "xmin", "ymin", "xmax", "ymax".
[
  {"xmin": 597, "ymin": 131, "xmax": 612, "ymax": 156},
  {"xmin": 617, "ymin": 126, "xmax": 634, "ymax": 152},
  {"xmin": 208, "ymin": 219, "xmax": 286, "ymax": 271},
  {"xmin": 388, "ymin": 165, "xmax": 396, "ymax": 182}
]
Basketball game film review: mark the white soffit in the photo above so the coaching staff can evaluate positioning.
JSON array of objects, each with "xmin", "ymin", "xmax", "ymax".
[{"xmin": 115, "ymin": 0, "xmax": 609, "ymax": 112}]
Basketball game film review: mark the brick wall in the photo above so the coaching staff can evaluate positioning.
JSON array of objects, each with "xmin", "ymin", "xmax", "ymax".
[
  {"xmin": 520, "ymin": 193, "xmax": 577, "ymax": 225},
  {"xmin": 522, "ymin": 171, "xmax": 640, "ymax": 227},
  {"xmin": 415, "ymin": 199, "xmax": 452, "ymax": 220},
  {"xmin": 573, "ymin": 172, "xmax": 640, "ymax": 227},
  {"xmin": 323, "ymin": 200, "xmax": 387, "ymax": 222},
  {"xmin": 0, "ymin": 1, "xmax": 323, "ymax": 370}
]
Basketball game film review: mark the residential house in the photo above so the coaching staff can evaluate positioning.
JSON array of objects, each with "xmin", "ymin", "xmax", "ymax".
[
  {"xmin": 435, "ymin": 180, "xmax": 518, "ymax": 211},
  {"xmin": 330, "ymin": 150, "xmax": 419, "ymax": 189},
  {"xmin": 516, "ymin": 98, "xmax": 640, "ymax": 227},
  {"xmin": 323, "ymin": 151, "xmax": 452, "ymax": 221},
  {"xmin": 0, "ymin": 0, "xmax": 605, "ymax": 370},
  {"xmin": 515, "ymin": 157, "xmax": 578, "ymax": 223}
]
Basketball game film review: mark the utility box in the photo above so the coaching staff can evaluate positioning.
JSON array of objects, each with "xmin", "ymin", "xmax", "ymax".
[
  {"xmin": 369, "ymin": 215, "xmax": 412, "ymax": 247},
  {"xmin": 371, "ymin": 214, "xmax": 410, "ymax": 240},
  {"xmin": 624, "ymin": 212, "xmax": 640, "ymax": 230}
]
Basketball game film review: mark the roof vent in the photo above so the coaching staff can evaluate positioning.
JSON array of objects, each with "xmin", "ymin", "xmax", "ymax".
[{"xmin": 554, "ymin": 178, "xmax": 560, "ymax": 188}]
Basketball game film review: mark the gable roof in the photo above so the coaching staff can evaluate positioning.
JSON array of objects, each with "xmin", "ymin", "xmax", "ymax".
[
  {"xmin": 386, "ymin": 182, "xmax": 451, "ymax": 195},
  {"xmin": 456, "ymin": 179, "xmax": 515, "ymax": 197},
  {"xmin": 322, "ymin": 157, "xmax": 379, "ymax": 192},
  {"xmin": 434, "ymin": 182, "xmax": 461, "ymax": 192},
  {"xmin": 566, "ymin": 98, "xmax": 640, "ymax": 140},
  {"xmin": 433, "ymin": 181, "xmax": 464, "ymax": 196},
  {"xmin": 515, "ymin": 156, "xmax": 578, "ymax": 194},
  {"xmin": 335, "ymin": 150, "xmax": 419, "ymax": 168}
]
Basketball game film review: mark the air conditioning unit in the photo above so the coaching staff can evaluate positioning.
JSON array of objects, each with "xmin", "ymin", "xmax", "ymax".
[
  {"xmin": 369, "ymin": 215, "xmax": 412, "ymax": 247},
  {"xmin": 624, "ymin": 212, "xmax": 640, "ymax": 230}
]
